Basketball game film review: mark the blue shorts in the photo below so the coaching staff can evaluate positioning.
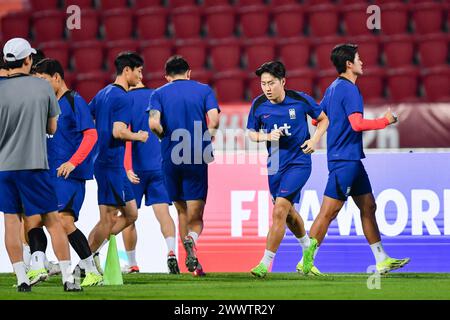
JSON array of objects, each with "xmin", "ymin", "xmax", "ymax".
[
  {"xmin": 268, "ymin": 164, "xmax": 312, "ymax": 204},
  {"xmin": 94, "ymin": 166, "xmax": 135, "ymax": 206},
  {"xmin": 162, "ymin": 162, "xmax": 208, "ymax": 202},
  {"xmin": 54, "ymin": 177, "xmax": 86, "ymax": 221},
  {"xmin": 133, "ymin": 170, "xmax": 171, "ymax": 208},
  {"xmin": 324, "ymin": 160, "xmax": 372, "ymax": 201},
  {"xmin": 0, "ymin": 170, "xmax": 58, "ymax": 216}
]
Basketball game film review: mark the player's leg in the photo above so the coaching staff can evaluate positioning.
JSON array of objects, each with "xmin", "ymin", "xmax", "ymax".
[
  {"xmin": 111, "ymin": 172, "xmax": 138, "ymax": 235},
  {"xmin": 89, "ymin": 205, "xmax": 118, "ymax": 253},
  {"xmin": 153, "ymin": 203, "xmax": 179, "ymax": 274},
  {"xmin": 121, "ymin": 222, "xmax": 139, "ymax": 273},
  {"xmin": 174, "ymin": 201, "xmax": 188, "ymax": 240},
  {"xmin": 183, "ymin": 199, "xmax": 205, "ymax": 273}
]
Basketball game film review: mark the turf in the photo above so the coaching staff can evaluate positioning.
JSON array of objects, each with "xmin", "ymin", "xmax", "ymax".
[{"xmin": 1, "ymin": 272, "xmax": 450, "ymax": 300}]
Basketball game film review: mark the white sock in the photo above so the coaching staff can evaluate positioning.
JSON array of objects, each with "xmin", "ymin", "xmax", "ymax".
[
  {"xmin": 165, "ymin": 237, "xmax": 176, "ymax": 254},
  {"xmin": 260, "ymin": 249, "xmax": 276, "ymax": 268},
  {"xmin": 13, "ymin": 262, "xmax": 29, "ymax": 285},
  {"xmin": 59, "ymin": 260, "xmax": 74, "ymax": 284},
  {"xmin": 299, "ymin": 246, "xmax": 320, "ymax": 264},
  {"xmin": 22, "ymin": 244, "xmax": 31, "ymax": 268},
  {"xmin": 81, "ymin": 255, "xmax": 98, "ymax": 274},
  {"xmin": 297, "ymin": 234, "xmax": 311, "ymax": 250},
  {"xmin": 126, "ymin": 250, "xmax": 137, "ymax": 266},
  {"xmin": 30, "ymin": 251, "xmax": 46, "ymax": 270},
  {"xmin": 96, "ymin": 239, "xmax": 108, "ymax": 254},
  {"xmin": 188, "ymin": 231, "xmax": 199, "ymax": 244},
  {"xmin": 370, "ymin": 241, "xmax": 389, "ymax": 264}
]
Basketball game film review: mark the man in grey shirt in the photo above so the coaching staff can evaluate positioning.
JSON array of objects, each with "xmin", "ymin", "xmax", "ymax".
[{"xmin": 0, "ymin": 38, "xmax": 80, "ymax": 292}]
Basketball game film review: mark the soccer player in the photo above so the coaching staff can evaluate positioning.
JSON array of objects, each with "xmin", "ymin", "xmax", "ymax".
[
  {"xmin": 33, "ymin": 58, "xmax": 103, "ymax": 287},
  {"xmin": 246, "ymin": 61, "xmax": 329, "ymax": 278},
  {"xmin": 0, "ymin": 38, "xmax": 80, "ymax": 292},
  {"xmin": 302, "ymin": 44, "xmax": 410, "ymax": 275},
  {"xmin": 122, "ymin": 80, "xmax": 180, "ymax": 274},
  {"xmin": 87, "ymin": 52, "xmax": 148, "ymax": 270},
  {"xmin": 148, "ymin": 56, "xmax": 220, "ymax": 276}
]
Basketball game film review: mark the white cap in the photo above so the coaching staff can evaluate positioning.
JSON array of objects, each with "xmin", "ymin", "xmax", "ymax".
[{"xmin": 3, "ymin": 38, "xmax": 37, "ymax": 62}]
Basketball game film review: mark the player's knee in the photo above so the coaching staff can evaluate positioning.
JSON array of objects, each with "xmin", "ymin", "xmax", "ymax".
[
  {"xmin": 272, "ymin": 206, "xmax": 288, "ymax": 222},
  {"xmin": 362, "ymin": 202, "xmax": 377, "ymax": 217}
]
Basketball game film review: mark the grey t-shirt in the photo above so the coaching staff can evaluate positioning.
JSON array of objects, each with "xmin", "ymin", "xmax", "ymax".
[{"xmin": 0, "ymin": 74, "xmax": 60, "ymax": 171}]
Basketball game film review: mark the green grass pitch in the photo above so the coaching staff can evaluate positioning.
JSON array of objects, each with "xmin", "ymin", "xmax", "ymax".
[{"xmin": 1, "ymin": 273, "xmax": 450, "ymax": 300}]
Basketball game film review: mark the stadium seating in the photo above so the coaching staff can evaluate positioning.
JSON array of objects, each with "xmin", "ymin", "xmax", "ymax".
[
  {"xmin": 412, "ymin": 2, "xmax": 446, "ymax": 34},
  {"xmin": 237, "ymin": 0, "xmax": 265, "ymax": 5},
  {"xmin": 102, "ymin": 8, "xmax": 134, "ymax": 41},
  {"xmin": 32, "ymin": 10, "xmax": 65, "ymax": 43},
  {"xmin": 356, "ymin": 67, "xmax": 385, "ymax": 104},
  {"xmin": 203, "ymin": 0, "xmax": 230, "ymax": 6},
  {"xmin": 386, "ymin": 66, "xmax": 420, "ymax": 102},
  {"xmin": 276, "ymin": 37, "xmax": 311, "ymax": 70},
  {"xmin": 38, "ymin": 41, "xmax": 70, "ymax": 68},
  {"xmin": 190, "ymin": 68, "xmax": 213, "ymax": 85},
  {"xmin": 140, "ymin": 39, "xmax": 174, "ymax": 73},
  {"xmin": 106, "ymin": 39, "xmax": 139, "ymax": 71},
  {"xmin": 72, "ymin": 40, "xmax": 105, "ymax": 73},
  {"xmin": 382, "ymin": 34, "xmax": 415, "ymax": 68},
  {"xmin": 273, "ymin": 4, "xmax": 304, "ymax": 38},
  {"xmin": 247, "ymin": 72, "xmax": 261, "ymax": 99},
  {"xmin": 313, "ymin": 36, "xmax": 344, "ymax": 69},
  {"xmin": 213, "ymin": 69, "xmax": 247, "ymax": 102},
  {"xmin": 244, "ymin": 38, "xmax": 276, "ymax": 71},
  {"xmin": 98, "ymin": 0, "xmax": 129, "ymax": 10},
  {"xmin": 205, "ymin": 5, "xmax": 235, "ymax": 39},
  {"xmin": 171, "ymin": 6, "xmax": 202, "ymax": 39},
  {"xmin": 342, "ymin": 4, "xmax": 376, "ymax": 36},
  {"xmin": 64, "ymin": 71, "xmax": 75, "ymax": 89},
  {"xmin": 421, "ymin": 66, "xmax": 450, "ymax": 102},
  {"xmin": 378, "ymin": 3, "xmax": 409, "ymax": 35},
  {"xmin": 286, "ymin": 68, "xmax": 315, "ymax": 96},
  {"xmin": 169, "ymin": 0, "xmax": 197, "ymax": 7},
  {"xmin": 348, "ymin": 35, "xmax": 380, "ymax": 67},
  {"xmin": 65, "ymin": 0, "xmax": 94, "ymax": 8},
  {"xmin": 144, "ymin": 72, "xmax": 167, "ymax": 89},
  {"xmin": 316, "ymin": 69, "xmax": 337, "ymax": 97},
  {"xmin": 134, "ymin": 0, "xmax": 163, "ymax": 9},
  {"xmin": 307, "ymin": 4, "xmax": 339, "ymax": 37},
  {"xmin": 175, "ymin": 38, "xmax": 206, "ymax": 69},
  {"xmin": 67, "ymin": 9, "xmax": 99, "ymax": 42},
  {"xmin": 209, "ymin": 37, "xmax": 241, "ymax": 71},
  {"xmin": 417, "ymin": 33, "xmax": 449, "ymax": 68},
  {"xmin": 238, "ymin": 5, "xmax": 270, "ymax": 38},
  {"xmin": 75, "ymin": 71, "xmax": 109, "ymax": 102},
  {"xmin": 1, "ymin": 11, "xmax": 30, "ymax": 41},
  {"xmin": 136, "ymin": 7, "xmax": 168, "ymax": 40},
  {"xmin": 272, "ymin": 0, "xmax": 298, "ymax": 5},
  {"xmin": 29, "ymin": 0, "xmax": 59, "ymax": 11}
]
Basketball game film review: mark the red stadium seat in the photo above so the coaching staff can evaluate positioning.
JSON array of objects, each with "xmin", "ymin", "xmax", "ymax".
[
  {"xmin": 72, "ymin": 40, "xmax": 105, "ymax": 73},
  {"xmin": 203, "ymin": 0, "xmax": 230, "ymax": 6},
  {"xmin": 68, "ymin": 9, "xmax": 99, "ymax": 42},
  {"xmin": 169, "ymin": 0, "xmax": 197, "ymax": 7},
  {"xmin": 213, "ymin": 69, "xmax": 247, "ymax": 102},
  {"xmin": 144, "ymin": 72, "xmax": 166, "ymax": 89},
  {"xmin": 273, "ymin": 4, "xmax": 304, "ymax": 37},
  {"xmin": 386, "ymin": 66, "xmax": 420, "ymax": 102},
  {"xmin": 247, "ymin": 72, "xmax": 262, "ymax": 99},
  {"xmin": 32, "ymin": 10, "xmax": 65, "ymax": 42},
  {"xmin": 412, "ymin": 2, "xmax": 445, "ymax": 34},
  {"xmin": 286, "ymin": 68, "xmax": 315, "ymax": 96},
  {"xmin": 64, "ymin": 71, "xmax": 75, "ymax": 89},
  {"xmin": 417, "ymin": 33, "xmax": 449, "ymax": 68},
  {"xmin": 75, "ymin": 71, "xmax": 109, "ymax": 102},
  {"xmin": 348, "ymin": 35, "xmax": 380, "ymax": 67},
  {"xmin": 421, "ymin": 66, "xmax": 450, "ymax": 102},
  {"xmin": 134, "ymin": 0, "xmax": 163, "ymax": 9},
  {"xmin": 272, "ymin": 0, "xmax": 298, "ymax": 5},
  {"xmin": 340, "ymin": 0, "xmax": 369, "ymax": 4},
  {"xmin": 175, "ymin": 38, "xmax": 206, "ymax": 69},
  {"xmin": 313, "ymin": 36, "xmax": 344, "ymax": 69},
  {"xmin": 171, "ymin": 6, "xmax": 202, "ymax": 39},
  {"xmin": 382, "ymin": 34, "xmax": 415, "ymax": 68},
  {"xmin": 238, "ymin": 5, "xmax": 270, "ymax": 39},
  {"xmin": 316, "ymin": 69, "xmax": 337, "ymax": 97},
  {"xmin": 306, "ymin": 0, "xmax": 333, "ymax": 4},
  {"xmin": 38, "ymin": 41, "xmax": 70, "ymax": 68},
  {"xmin": 277, "ymin": 37, "xmax": 311, "ymax": 70},
  {"xmin": 357, "ymin": 67, "xmax": 385, "ymax": 104},
  {"xmin": 244, "ymin": 38, "xmax": 276, "ymax": 71},
  {"xmin": 190, "ymin": 69, "xmax": 213, "ymax": 86},
  {"xmin": 136, "ymin": 7, "xmax": 168, "ymax": 40},
  {"xmin": 106, "ymin": 39, "xmax": 139, "ymax": 71},
  {"xmin": 99, "ymin": 0, "xmax": 129, "ymax": 9},
  {"xmin": 205, "ymin": 5, "xmax": 236, "ymax": 39},
  {"xmin": 236, "ymin": 0, "xmax": 265, "ymax": 5},
  {"xmin": 140, "ymin": 39, "xmax": 174, "ymax": 73},
  {"xmin": 378, "ymin": 3, "xmax": 409, "ymax": 35},
  {"xmin": 342, "ymin": 4, "xmax": 376, "ymax": 36},
  {"xmin": 209, "ymin": 37, "xmax": 241, "ymax": 71},
  {"xmin": 65, "ymin": 0, "xmax": 94, "ymax": 8},
  {"xmin": 29, "ymin": 0, "xmax": 59, "ymax": 11},
  {"xmin": 308, "ymin": 4, "xmax": 339, "ymax": 37},
  {"xmin": 1, "ymin": 11, "xmax": 30, "ymax": 41},
  {"xmin": 102, "ymin": 8, "xmax": 134, "ymax": 41}
]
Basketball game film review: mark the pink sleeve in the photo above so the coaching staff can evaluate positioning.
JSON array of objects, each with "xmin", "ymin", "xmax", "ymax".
[
  {"xmin": 348, "ymin": 113, "xmax": 389, "ymax": 132},
  {"xmin": 69, "ymin": 129, "xmax": 98, "ymax": 167}
]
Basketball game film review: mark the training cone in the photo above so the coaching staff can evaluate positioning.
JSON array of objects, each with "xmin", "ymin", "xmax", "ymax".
[{"xmin": 103, "ymin": 234, "xmax": 123, "ymax": 285}]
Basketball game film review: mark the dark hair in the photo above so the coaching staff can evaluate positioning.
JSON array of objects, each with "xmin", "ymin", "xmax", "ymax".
[
  {"xmin": 32, "ymin": 49, "xmax": 46, "ymax": 67},
  {"xmin": 0, "ymin": 53, "xmax": 7, "ymax": 70},
  {"xmin": 4, "ymin": 56, "xmax": 27, "ymax": 69},
  {"xmin": 330, "ymin": 44, "xmax": 358, "ymax": 74},
  {"xmin": 165, "ymin": 55, "xmax": 190, "ymax": 76},
  {"xmin": 255, "ymin": 61, "xmax": 286, "ymax": 80},
  {"xmin": 114, "ymin": 51, "xmax": 144, "ymax": 75},
  {"xmin": 32, "ymin": 58, "xmax": 65, "ymax": 79}
]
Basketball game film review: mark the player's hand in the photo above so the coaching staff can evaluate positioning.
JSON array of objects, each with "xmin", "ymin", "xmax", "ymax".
[
  {"xmin": 57, "ymin": 161, "xmax": 76, "ymax": 179},
  {"xmin": 301, "ymin": 139, "xmax": 316, "ymax": 154},
  {"xmin": 126, "ymin": 170, "xmax": 140, "ymax": 184},
  {"xmin": 384, "ymin": 109, "xmax": 398, "ymax": 125},
  {"xmin": 269, "ymin": 129, "xmax": 284, "ymax": 141},
  {"xmin": 137, "ymin": 130, "xmax": 149, "ymax": 143}
]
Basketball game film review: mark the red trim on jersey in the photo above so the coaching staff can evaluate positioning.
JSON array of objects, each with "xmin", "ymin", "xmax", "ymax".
[
  {"xmin": 348, "ymin": 113, "xmax": 389, "ymax": 132},
  {"xmin": 69, "ymin": 128, "xmax": 98, "ymax": 167},
  {"xmin": 311, "ymin": 119, "xmax": 318, "ymax": 126}
]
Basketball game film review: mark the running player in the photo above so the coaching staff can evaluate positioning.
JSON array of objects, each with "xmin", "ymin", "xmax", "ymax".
[
  {"xmin": 33, "ymin": 58, "xmax": 103, "ymax": 286},
  {"xmin": 87, "ymin": 52, "xmax": 148, "ymax": 271},
  {"xmin": 122, "ymin": 79, "xmax": 179, "ymax": 274},
  {"xmin": 247, "ymin": 61, "xmax": 329, "ymax": 278},
  {"xmin": 302, "ymin": 44, "xmax": 410, "ymax": 275},
  {"xmin": 148, "ymin": 56, "xmax": 220, "ymax": 276}
]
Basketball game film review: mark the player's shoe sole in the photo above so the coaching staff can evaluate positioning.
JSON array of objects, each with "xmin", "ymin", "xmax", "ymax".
[
  {"xmin": 167, "ymin": 256, "xmax": 180, "ymax": 274},
  {"xmin": 183, "ymin": 237, "xmax": 198, "ymax": 272},
  {"xmin": 17, "ymin": 282, "xmax": 31, "ymax": 292},
  {"xmin": 377, "ymin": 257, "xmax": 411, "ymax": 275}
]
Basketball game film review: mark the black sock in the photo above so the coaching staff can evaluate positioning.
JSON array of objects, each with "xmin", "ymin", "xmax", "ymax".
[
  {"xmin": 68, "ymin": 229, "xmax": 92, "ymax": 260},
  {"xmin": 28, "ymin": 228, "xmax": 47, "ymax": 253}
]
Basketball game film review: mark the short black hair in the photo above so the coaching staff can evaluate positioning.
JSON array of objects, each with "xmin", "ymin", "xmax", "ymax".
[
  {"xmin": 4, "ymin": 56, "xmax": 27, "ymax": 69},
  {"xmin": 255, "ymin": 61, "xmax": 286, "ymax": 80},
  {"xmin": 32, "ymin": 58, "xmax": 65, "ymax": 79},
  {"xmin": 165, "ymin": 55, "xmax": 190, "ymax": 76},
  {"xmin": 331, "ymin": 44, "xmax": 358, "ymax": 74},
  {"xmin": 114, "ymin": 51, "xmax": 144, "ymax": 75},
  {"xmin": 32, "ymin": 49, "xmax": 46, "ymax": 67}
]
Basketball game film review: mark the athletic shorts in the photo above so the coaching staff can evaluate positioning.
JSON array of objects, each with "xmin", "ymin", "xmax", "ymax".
[
  {"xmin": 324, "ymin": 160, "xmax": 372, "ymax": 201},
  {"xmin": 94, "ymin": 166, "xmax": 135, "ymax": 206},
  {"xmin": 0, "ymin": 170, "xmax": 58, "ymax": 216},
  {"xmin": 162, "ymin": 162, "xmax": 208, "ymax": 202},
  {"xmin": 54, "ymin": 177, "xmax": 86, "ymax": 221},
  {"xmin": 268, "ymin": 164, "xmax": 311, "ymax": 204},
  {"xmin": 133, "ymin": 170, "xmax": 171, "ymax": 208}
]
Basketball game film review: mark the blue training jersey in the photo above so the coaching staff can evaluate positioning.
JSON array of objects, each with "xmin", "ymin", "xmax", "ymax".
[
  {"xmin": 89, "ymin": 84, "xmax": 131, "ymax": 168},
  {"xmin": 47, "ymin": 90, "xmax": 95, "ymax": 180},
  {"xmin": 128, "ymin": 87, "xmax": 162, "ymax": 171},
  {"xmin": 147, "ymin": 79, "xmax": 220, "ymax": 165},
  {"xmin": 247, "ymin": 90, "xmax": 322, "ymax": 174},
  {"xmin": 320, "ymin": 77, "xmax": 365, "ymax": 162}
]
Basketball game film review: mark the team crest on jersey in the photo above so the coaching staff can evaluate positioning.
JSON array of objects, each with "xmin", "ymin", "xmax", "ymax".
[{"xmin": 289, "ymin": 108, "xmax": 296, "ymax": 119}]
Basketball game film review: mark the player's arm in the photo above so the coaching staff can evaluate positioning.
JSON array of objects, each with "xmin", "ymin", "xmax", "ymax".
[
  {"xmin": 248, "ymin": 129, "xmax": 284, "ymax": 142},
  {"xmin": 301, "ymin": 111, "xmax": 328, "ymax": 154},
  {"xmin": 207, "ymin": 108, "xmax": 220, "ymax": 138},
  {"xmin": 149, "ymin": 110, "xmax": 164, "ymax": 140},
  {"xmin": 124, "ymin": 126, "xmax": 140, "ymax": 184},
  {"xmin": 113, "ymin": 121, "xmax": 148, "ymax": 142},
  {"xmin": 47, "ymin": 116, "xmax": 58, "ymax": 135},
  {"xmin": 348, "ymin": 110, "xmax": 397, "ymax": 132}
]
